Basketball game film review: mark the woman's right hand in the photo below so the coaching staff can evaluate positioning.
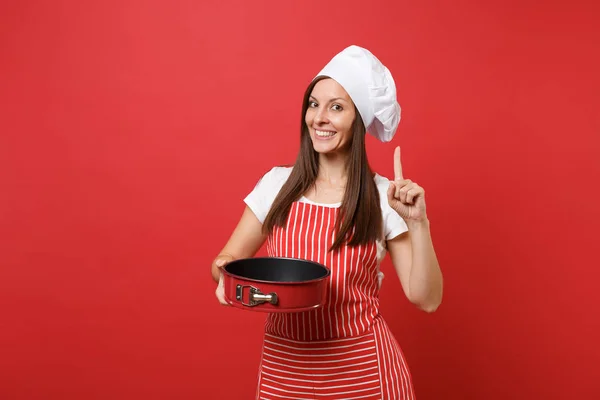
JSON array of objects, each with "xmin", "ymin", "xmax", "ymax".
[
  {"xmin": 213, "ymin": 254, "xmax": 235, "ymax": 306},
  {"xmin": 210, "ymin": 206, "xmax": 268, "ymax": 306}
]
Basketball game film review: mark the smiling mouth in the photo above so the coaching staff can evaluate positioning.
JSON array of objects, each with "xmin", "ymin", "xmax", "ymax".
[{"xmin": 315, "ymin": 129, "xmax": 336, "ymax": 138}]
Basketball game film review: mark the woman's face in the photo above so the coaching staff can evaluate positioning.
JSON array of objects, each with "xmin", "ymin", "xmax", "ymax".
[{"xmin": 305, "ymin": 78, "xmax": 356, "ymax": 155}]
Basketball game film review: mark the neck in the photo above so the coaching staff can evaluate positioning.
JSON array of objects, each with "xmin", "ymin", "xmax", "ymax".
[{"xmin": 317, "ymin": 152, "xmax": 349, "ymax": 185}]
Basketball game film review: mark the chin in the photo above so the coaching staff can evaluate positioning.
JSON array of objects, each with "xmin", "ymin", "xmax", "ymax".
[{"xmin": 312, "ymin": 143, "xmax": 336, "ymax": 154}]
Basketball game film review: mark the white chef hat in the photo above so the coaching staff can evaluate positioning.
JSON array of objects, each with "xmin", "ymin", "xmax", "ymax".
[{"xmin": 314, "ymin": 45, "xmax": 401, "ymax": 143}]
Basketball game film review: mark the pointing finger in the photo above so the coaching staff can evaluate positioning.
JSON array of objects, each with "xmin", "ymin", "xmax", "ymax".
[{"xmin": 394, "ymin": 146, "xmax": 403, "ymax": 181}]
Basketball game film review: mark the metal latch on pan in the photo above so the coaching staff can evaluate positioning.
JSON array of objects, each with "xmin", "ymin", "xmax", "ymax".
[{"xmin": 236, "ymin": 284, "xmax": 279, "ymax": 307}]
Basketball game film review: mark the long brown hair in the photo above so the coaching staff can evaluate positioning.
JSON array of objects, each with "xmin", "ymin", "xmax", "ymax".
[{"xmin": 262, "ymin": 76, "xmax": 382, "ymax": 252}]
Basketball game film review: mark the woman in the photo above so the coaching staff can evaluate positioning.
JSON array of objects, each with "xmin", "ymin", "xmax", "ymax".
[{"xmin": 211, "ymin": 45, "xmax": 443, "ymax": 400}]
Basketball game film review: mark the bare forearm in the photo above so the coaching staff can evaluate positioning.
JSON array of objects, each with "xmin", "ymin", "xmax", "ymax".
[
  {"xmin": 407, "ymin": 219, "xmax": 443, "ymax": 312},
  {"xmin": 210, "ymin": 206, "xmax": 267, "ymax": 283}
]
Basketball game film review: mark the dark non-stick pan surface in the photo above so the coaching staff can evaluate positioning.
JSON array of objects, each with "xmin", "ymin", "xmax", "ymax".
[{"xmin": 224, "ymin": 257, "xmax": 329, "ymax": 283}]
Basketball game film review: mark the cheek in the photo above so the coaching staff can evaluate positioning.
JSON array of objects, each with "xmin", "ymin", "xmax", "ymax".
[
  {"xmin": 334, "ymin": 115, "xmax": 354, "ymax": 136},
  {"xmin": 304, "ymin": 110, "xmax": 314, "ymax": 126}
]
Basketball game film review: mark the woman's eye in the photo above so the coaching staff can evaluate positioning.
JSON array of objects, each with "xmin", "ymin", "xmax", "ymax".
[
  {"xmin": 309, "ymin": 101, "xmax": 318, "ymax": 108},
  {"xmin": 332, "ymin": 104, "xmax": 343, "ymax": 111}
]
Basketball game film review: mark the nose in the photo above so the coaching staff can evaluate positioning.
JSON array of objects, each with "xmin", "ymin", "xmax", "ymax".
[{"xmin": 314, "ymin": 106, "xmax": 329, "ymax": 125}]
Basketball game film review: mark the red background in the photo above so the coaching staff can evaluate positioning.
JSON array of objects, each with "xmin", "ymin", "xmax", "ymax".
[{"xmin": 1, "ymin": 0, "xmax": 599, "ymax": 399}]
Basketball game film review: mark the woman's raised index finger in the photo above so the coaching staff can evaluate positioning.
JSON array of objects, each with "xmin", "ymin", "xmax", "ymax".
[{"xmin": 394, "ymin": 146, "xmax": 403, "ymax": 180}]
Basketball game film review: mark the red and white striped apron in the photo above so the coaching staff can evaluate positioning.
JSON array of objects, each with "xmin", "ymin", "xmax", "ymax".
[{"xmin": 257, "ymin": 201, "xmax": 415, "ymax": 400}]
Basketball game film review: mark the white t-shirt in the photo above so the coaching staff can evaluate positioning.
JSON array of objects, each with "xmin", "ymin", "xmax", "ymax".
[{"xmin": 244, "ymin": 166, "xmax": 408, "ymax": 265}]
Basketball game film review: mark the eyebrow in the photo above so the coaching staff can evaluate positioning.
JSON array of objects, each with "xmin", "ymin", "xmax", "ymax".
[{"xmin": 309, "ymin": 95, "xmax": 348, "ymax": 103}]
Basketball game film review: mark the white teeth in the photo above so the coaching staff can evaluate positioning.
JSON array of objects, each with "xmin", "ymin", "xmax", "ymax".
[{"xmin": 316, "ymin": 130, "xmax": 336, "ymax": 137}]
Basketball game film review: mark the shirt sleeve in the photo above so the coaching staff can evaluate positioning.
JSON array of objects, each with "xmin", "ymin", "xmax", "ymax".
[{"xmin": 243, "ymin": 167, "xmax": 291, "ymax": 224}]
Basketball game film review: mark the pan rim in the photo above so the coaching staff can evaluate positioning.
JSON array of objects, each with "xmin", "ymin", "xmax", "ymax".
[{"xmin": 222, "ymin": 256, "xmax": 331, "ymax": 285}]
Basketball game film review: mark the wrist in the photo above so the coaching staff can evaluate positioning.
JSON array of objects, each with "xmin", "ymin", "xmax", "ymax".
[
  {"xmin": 407, "ymin": 218, "xmax": 430, "ymax": 231},
  {"xmin": 217, "ymin": 252, "xmax": 235, "ymax": 259}
]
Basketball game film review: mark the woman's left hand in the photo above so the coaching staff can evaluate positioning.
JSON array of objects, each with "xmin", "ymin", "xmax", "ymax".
[{"xmin": 387, "ymin": 146, "xmax": 427, "ymax": 222}]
